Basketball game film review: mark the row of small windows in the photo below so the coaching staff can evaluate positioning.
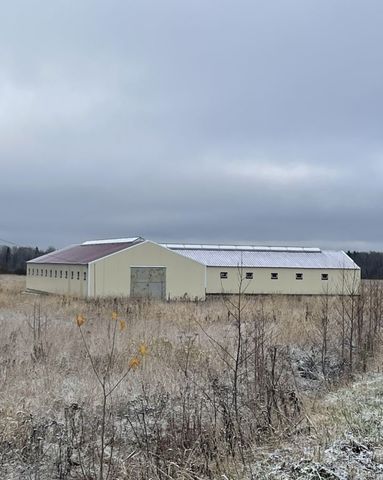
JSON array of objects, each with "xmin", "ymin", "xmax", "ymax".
[
  {"xmin": 220, "ymin": 271, "xmax": 329, "ymax": 281},
  {"xmin": 28, "ymin": 268, "xmax": 86, "ymax": 281}
]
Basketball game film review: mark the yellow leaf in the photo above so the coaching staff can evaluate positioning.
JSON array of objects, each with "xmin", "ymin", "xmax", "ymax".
[
  {"xmin": 119, "ymin": 319, "xmax": 126, "ymax": 332},
  {"xmin": 111, "ymin": 311, "xmax": 118, "ymax": 321},
  {"xmin": 128, "ymin": 357, "xmax": 140, "ymax": 369},
  {"xmin": 76, "ymin": 314, "xmax": 86, "ymax": 327},
  {"xmin": 139, "ymin": 343, "xmax": 148, "ymax": 356}
]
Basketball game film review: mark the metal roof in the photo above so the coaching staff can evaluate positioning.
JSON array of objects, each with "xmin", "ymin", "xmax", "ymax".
[
  {"xmin": 163, "ymin": 245, "xmax": 359, "ymax": 269},
  {"xmin": 28, "ymin": 237, "xmax": 144, "ymax": 265},
  {"xmin": 27, "ymin": 237, "xmax": 359, "ymax": 270},
  {"xmin": 82, "ymin": 237, "xmax": 141, "ymax": 245},
  {"xmin": 161, "ymin": 243, "xmax": 321, "ymax": 253}
]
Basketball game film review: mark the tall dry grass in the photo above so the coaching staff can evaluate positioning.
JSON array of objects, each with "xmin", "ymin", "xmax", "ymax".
[{"xmin": 0, "ymin": 275, "xmax": 382, "ymax": 479}]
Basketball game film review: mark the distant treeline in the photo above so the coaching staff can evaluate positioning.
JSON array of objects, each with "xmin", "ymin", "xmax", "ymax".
[
  {"xmin": 0, "ymin": 245, "xmax": 55, "ymax": 275},
  {"xmin": 347, "ymin": 251, "xmax": 383, "ymax": 279}
]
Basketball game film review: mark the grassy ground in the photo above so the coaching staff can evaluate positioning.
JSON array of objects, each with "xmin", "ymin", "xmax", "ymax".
[
  {"xmin": 0, "ymin": 275, "xmax": 382, "ymax": 479},
  {"xmin": 249, "ymin": 373, "xmax": 383, "ymax": 479}
]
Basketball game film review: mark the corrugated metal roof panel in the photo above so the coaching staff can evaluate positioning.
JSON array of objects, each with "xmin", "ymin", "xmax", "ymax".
[
  {"xmin": 161, "ymin": 243, "xmax": 321, "ymax": 253},
  {"xmin": 164, "ymin": 247, "xmax": 359, "ymax": 269},
  {"xmin": 82, "ymin": 237, "xmax": 141, "ymax": 245},
  {"xmin": 28, "ymin": 238, "xmax": 144, "ymax": 265}
]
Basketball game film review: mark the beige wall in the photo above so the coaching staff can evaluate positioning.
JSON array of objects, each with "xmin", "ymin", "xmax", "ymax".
[
  {"xmin": 90, "ymin": 241, "xmax": 206, "ymax": 299},
  {"xmin": 206, "ymin": 266, "xmax": 361, "ymax": 295},
  {"xmin": 26, "ymin": 263, "xmax": 88, "ymax": 297}
]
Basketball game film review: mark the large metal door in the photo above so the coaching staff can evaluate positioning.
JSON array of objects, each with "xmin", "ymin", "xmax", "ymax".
[{"xmin": 130, "ymin": 267, "xmax": 166, "ymax": 299}]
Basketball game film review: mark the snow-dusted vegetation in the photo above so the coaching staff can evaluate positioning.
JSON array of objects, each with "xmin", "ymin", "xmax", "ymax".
[{"xmin": 0, "ymin": 275, "xmax": 382, "ymax": 479}]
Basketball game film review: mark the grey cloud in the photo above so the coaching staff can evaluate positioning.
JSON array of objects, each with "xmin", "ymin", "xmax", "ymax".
[{"xmin": 0, "ymin": 0, "xmax": 383, "ymax": 249}]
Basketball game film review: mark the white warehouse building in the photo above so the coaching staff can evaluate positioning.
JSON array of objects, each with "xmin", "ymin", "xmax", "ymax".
[{"xmin": 26, "ymin": 237, "xmax": 361, "ymax": 299}]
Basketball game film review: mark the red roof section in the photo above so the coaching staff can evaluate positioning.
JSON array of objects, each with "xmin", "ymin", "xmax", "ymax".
[{"xmin": 28, "ymin": 238, "xmax": 144, "ymax": 265}]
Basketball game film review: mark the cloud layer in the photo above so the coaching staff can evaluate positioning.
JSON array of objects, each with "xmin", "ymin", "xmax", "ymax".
[{"xmin": 1, "ymin": 0, "xmax": 382, "ymax": 250}]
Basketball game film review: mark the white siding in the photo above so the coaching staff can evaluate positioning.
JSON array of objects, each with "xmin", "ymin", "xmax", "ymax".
[
  {"xmin": 206, "ymin": 266, "xmax": 360, "ymax": 295},
  {"xmin": 26, "ymin": 264, "xmax": 88, "ymax": 296}
]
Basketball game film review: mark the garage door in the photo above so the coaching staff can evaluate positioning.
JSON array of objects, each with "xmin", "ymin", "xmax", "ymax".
[{"xmin": 130, "ymin": 267, "xmax": 166, "ymax": 300}]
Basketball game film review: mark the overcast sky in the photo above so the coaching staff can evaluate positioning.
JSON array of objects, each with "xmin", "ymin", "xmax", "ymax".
[{"xmin": 1, "ymin": 1, "xmax": 383, "ymax": 250}]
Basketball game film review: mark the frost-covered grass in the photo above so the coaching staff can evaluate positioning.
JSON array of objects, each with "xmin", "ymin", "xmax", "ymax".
[
  {"xmin": 247, "ymin": 374, "xmax": 383, "ymax": 479},
  {"xmin": 0, "ymin": 275, "xmax": 382, "ymax": 479},
  {"xmin": 325, "ymin": 373, "xmax": 383, "ymax": 446}
]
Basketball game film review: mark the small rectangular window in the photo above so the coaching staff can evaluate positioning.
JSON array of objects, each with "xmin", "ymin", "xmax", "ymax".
[
  {"xmin": 59, "ymin": 270, "xmax": 62, "ymax": 279},
  {"xmin": 65, "ymin": 271, "xmax": 68, "ymax": 279},
  {"xmin": 271, "ymin": 272, "xmax": 278, "ymax": 280},
  {"xmin": 84, "ymin": 272, "xmax": 87, "ymax": 281},
  {"xmin": 36, "ymin": 269, "xmax": 39, "ymax": 276},
  {"xmin": 32, "ymin": 268, "xmax": 34, "ymax": 276},
  {"xmin": 220, "ymin": 272, "xmax": 228, "ymax": 279},
  {"xmin": 296, "ymin": 273, "xmax": 303, "ymax": 280},
  {"xmin": 45, "ymin": 269, "xmax": 47, "ymax": 277},
  {"xmin": 50, "ymin": 270, "xmax": 52, "ymax": 278},
  {"xmin": 246, "ymin": 272, "xmax": 253, "ymax": 279},
  {"xmin": 71, "ymin": 271, "xmax": 74, "ymax": 280},
  {"xmin": 40, "ymin": 269, "xmax": 43, "ymax": 276},
  {"xmin": 55, "ymin": 270, "xmax": 57, "ymax": 278},
  {"xmin": 77, "ymin": 272, "xmax": 80, "ymax": 280},
  {"xmin": 321, "ymin": 273, "xmax": 328, "ymax": 281}
]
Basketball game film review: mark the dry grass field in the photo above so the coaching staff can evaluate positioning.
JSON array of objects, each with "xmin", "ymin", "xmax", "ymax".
[{"xmin": 0, "ymin": 275, "xmax": 383, "ymax": 479}]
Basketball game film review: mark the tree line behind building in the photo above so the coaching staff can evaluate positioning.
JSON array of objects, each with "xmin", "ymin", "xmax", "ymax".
[
  {"xmin": 347, "ymin": 251, "xmax": 383, "ymax": 280},
  {"xmin": 0, "ymin": 245, "xmax": 382, "ymax": 279},
  {"xmin": 0, "ymin": 245, "xmax": 54, "ymax": 275}
]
